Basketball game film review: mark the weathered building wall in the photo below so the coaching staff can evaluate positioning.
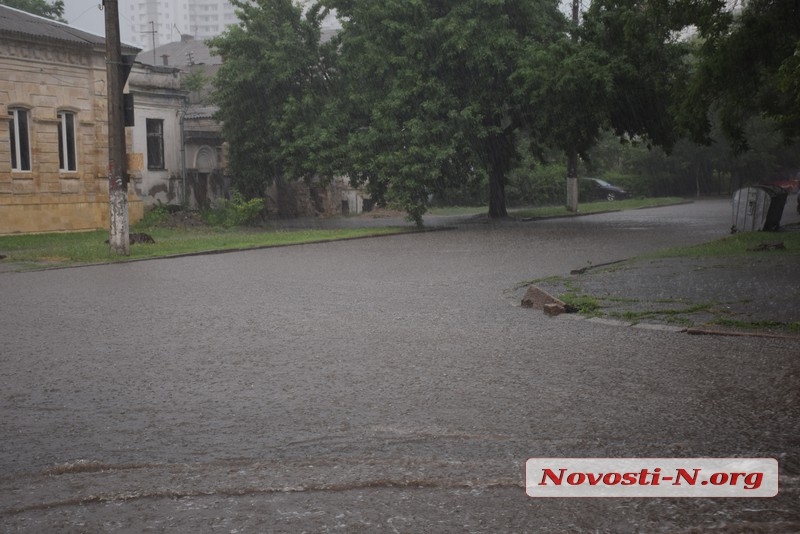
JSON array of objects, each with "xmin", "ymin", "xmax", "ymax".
[
  {"xmin": 262, "ymin": 176, "xmax": 371, "ymax": 219},
  {"xmin": 183, "ymin": 107, "xmax": 227, "ymax": 208},
  {"xmin": 127, "ymin": 64, "xmax": 187, "ymax": 208},
  {"xmin": 0, "ymin": 34, "xmax": 142, "ymax": 235}
]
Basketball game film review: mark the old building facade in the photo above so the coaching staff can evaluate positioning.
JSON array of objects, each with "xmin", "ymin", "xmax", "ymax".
[
  {"xmin": 132, "ymin": 35, "xmax": 228, "ymax": 209},
  {"xmin": 0, "ymin": 5, "xmax": 143, "ymax": 235},
  {"xmin": 126, "ymin": 62, "xmax": 188, "ymax": 207}
]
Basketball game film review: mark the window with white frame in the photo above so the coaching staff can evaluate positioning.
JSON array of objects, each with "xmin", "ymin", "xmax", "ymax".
[
  {"xmin": 8, "ymin": 108, "xmax": 31, "ymax": 171},
  {"xmin": 146, "ymin": 118, "xmax": 165, "ymax": 170},
  {"xmin": 57, "ymin": 111, "xmax": 77, "ymax": 172}
]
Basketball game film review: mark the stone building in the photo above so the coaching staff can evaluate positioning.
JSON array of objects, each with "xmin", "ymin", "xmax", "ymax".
[
  {"xmin": 126, "ymin": 62, "xmax": 188, "ymax": 207},
  {"xmin": 133, "ymin": 35, "xmax": 228, "ymax": 209},
  {"xmin": 131, "ymin": 33, "xmax": 370, "ymax": 218},
  {"xmin": 0, "ymin": 5, "xmax": 143, "ymax": 235}
]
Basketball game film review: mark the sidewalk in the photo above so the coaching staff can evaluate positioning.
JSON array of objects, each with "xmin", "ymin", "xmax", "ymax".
[{"xmin": 531, "ymin": 224, "xmax": 800, "ymax": 337}]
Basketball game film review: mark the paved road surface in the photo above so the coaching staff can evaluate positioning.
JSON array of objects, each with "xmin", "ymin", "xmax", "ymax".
[{"xmin": 1, "ymin": 199, "xmax": 798, "ymax": 532}]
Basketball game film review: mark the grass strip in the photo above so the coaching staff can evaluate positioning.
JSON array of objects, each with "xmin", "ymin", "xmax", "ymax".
[
  {"xmin": 426, "ymin": 197, "xmax": 686, "ymax": 219},
  {"xmin": 647, "ymin": 229, "xmax": 800, "ymax": 257},
  {"xmin": 0, "ymin": 226, "xmax": 412, "ymax": 270},
  {"xmin": 511, "ymin": 197, "xmax": 686, "ymax": 219}
]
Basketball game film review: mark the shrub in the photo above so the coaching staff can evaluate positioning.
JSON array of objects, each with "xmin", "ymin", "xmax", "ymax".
[
  {"xmin": 136, "ymin": 203, "xmax": 171, "ymax": 228},
  {"xmin": 507, "ymin": 163, "xmax": 567, "ymax": 207},
  {"xmin": 201, "ymin": 191, "xmax": 265, "ymax": 227}
]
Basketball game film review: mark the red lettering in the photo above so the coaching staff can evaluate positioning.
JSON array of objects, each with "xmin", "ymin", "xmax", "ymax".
[
  {"xmin": 674, "ymin": 468, "xmax": 699, "ymax": 486},
  {"xmin": 539, "ymin": 468, "xmax": 565, "ymax": 486},
  {"xmin": 709, "ymin": 472, "xmax": 728, "ymax": 485},
  {"xmin": 567, "ymin": 472, "xmax": 586, "ymax": 485},
  {"xmin": 638, "ymin": 469, "xmax": 651, "ymax": 484},
  {"xmin": 586, "ymin": 472, "xmax": 603, "ymax": 485}
]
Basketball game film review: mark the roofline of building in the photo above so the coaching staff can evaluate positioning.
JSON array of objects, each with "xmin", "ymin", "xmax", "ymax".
[{"xmin": 0, "ymin": 4, "xmax": 140, "ymax": 53}]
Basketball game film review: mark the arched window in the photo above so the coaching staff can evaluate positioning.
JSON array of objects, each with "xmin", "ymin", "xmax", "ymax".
[{"xmin": 195, "ymin": 145, "xmax": 214, "ymax": 173}]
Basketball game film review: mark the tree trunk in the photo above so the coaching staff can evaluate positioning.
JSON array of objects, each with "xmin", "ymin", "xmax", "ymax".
[
  {"xmin": 566, "ymin": 149, "xmax": 579, "ymax": 212},
  {"xmin": 486, "ymin": 131, "xmax": 512, "ymax": 219},
  {"xmin": 488, "ymin": 168, "xmax": 508, "ymax": 219}
]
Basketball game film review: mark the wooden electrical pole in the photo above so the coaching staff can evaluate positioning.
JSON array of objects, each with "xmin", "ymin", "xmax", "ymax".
[
  {"xmin": 104, "ymin": 0, "xmax": 130, "ymax": 255},
  {"xmin": 565, "ymin": 0, "xmax": 580, "ymax": 212}
]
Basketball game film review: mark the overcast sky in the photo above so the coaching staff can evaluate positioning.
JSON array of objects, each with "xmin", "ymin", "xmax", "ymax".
[
  {"xmin": 61, "ymin": 0, "xmax": 576, "ymax": 45},
  {"xmin": 62, "ymin": 0, "xmax": 107, "ymax": 36}
]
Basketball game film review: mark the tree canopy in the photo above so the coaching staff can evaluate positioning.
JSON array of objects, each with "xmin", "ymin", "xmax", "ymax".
[
  {"xmin": 0, "ymin": 0, "xmax": 66, "ymax": 22},
  {"xmin": 318, "ymin": 0, "xmax": 568, "ymax": 223},
  {"xmin": 209, "ymin": 0, "xmax": 335, "ymax": 198},
  {"xmin": 578, "ymin": 0, "xmax": 710, "ymax": 152},
  {"xmin": 210, "ymin": 0, "xmax": 800, "ymax": 223},
  {"xmin": 680, "ymin": 0, "xmax": 800, "ymax": 151}
]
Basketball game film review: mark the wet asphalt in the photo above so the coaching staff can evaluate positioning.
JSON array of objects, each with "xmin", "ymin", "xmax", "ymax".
[{"xmin": 1, "ymin": 198, "xmax": 799, "ymax": 532}]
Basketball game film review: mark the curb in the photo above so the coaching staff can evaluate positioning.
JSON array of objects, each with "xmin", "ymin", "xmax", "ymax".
[
  {"xmin": 558, "ymin": 314, "xmax": 799, "ymax": 339},
  {"xmin": 686, "ymin": 327, "xmax": 800, "ymax": 340}
]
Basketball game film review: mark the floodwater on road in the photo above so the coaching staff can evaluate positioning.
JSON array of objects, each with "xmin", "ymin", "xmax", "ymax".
[{"xmin": 1, "ymin": 199, "xmax": 798, "ymax": 532}]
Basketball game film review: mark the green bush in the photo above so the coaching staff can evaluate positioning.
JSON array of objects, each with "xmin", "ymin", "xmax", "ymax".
[
  {"xmin": 507, "ymin": 163, "xmax": 567, "ymax": 207},
  {"xmin": 135, "ymin": 203, "xmax": 171, "ymax": 229},
  {"xmin": 200, "ymin": 191, "xmax": 265, "ymax": 227}
]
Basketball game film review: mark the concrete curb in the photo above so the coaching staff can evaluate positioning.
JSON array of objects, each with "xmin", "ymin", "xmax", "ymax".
[{"xmin": 686, "ymin": 327, "xmax": 800, "ymax": 340}]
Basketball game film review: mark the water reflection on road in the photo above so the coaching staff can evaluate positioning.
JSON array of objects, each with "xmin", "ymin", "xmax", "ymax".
[{"xmin": 1, "ymin": 199, "xmax": 798, "ymax": 532}]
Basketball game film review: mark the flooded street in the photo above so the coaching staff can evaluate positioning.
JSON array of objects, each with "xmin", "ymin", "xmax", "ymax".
[{"xmin": 1, "ymin": 200, "xmax": 799, "ymax": 532}]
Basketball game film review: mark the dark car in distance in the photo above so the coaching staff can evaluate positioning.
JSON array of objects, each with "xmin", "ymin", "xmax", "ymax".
[{"xmin": 581, "ymin": 178, "xmax": 630, "ymax": 201}]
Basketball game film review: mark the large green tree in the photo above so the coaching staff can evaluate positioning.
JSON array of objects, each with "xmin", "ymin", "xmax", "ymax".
[
  {"xmin": 512, "ymin": 0, "xmax": 700, "ymax": 212},
  {"xmin": 320, "ymin": 0, "xmax": 567, "ymax": 223},
  {"xmin": 0, "ymin": 0, "xmax": 65, "ymax": 21},
  {"xmin": 577, "ymin": 0, "xmax": 703, "ymax": 152},
  {"xmin": 209, "ymin": 0, "xmax": 334, "ymax": 198},
  {"xmin": 680, "ymin": 0, "xmax": 800, "ymax": 151}
]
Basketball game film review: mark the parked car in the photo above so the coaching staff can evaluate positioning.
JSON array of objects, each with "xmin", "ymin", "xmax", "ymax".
[{"xmin": 581, "ymin": 178, "xmax": 630, "ymax": 201}]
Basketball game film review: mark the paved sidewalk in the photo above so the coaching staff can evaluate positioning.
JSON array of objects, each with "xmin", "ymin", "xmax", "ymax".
[
  {"xmin": 528, "ymin": 196, "xmax": 800, "ymax": 335},
  {"xmin": 533, "ymin": 245, "xmax": 800, "ymax": 335}
]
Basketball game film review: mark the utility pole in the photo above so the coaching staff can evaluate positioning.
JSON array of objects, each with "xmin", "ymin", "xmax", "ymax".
[
  {"xmin": 150, "ymin": 21, "xmax": 156, "ymax": 64},
  {"xmin": 565, "ymin": 0, "xmax": 580, "ymax": 212},
  {"xmin": 104, "ymin": 0, "xmax": 130, "ymax": 255}
]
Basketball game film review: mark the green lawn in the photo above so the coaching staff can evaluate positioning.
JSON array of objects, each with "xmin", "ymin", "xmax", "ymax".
[
  {"xmin": 426, "ymin": 197, "xmax": 686, "ymax": 218},
  {"xmin": 0, "ymin": 226, "xmax": 411, "ymax": 270},
  {"xmin": 4, "ymin": 196, "xmax": 777, "ymax": 271},
  {"xmin": 510, "ymin": 197, "xmax": 686, "ymax": 219},
  {"xmin": 648, "ymin": 229, "xmax": 800, "ymax": 257}
]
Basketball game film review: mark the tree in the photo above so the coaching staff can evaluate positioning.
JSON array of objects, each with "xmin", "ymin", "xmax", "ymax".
[
  {"xmin": 680, "ymin": 0, "xmax": 800, "ymax": 151},
  {"xmin": 579, "ymin": 0, "xmax": 699, "ymax": 153},
  {"xmin": 209, "ymin": 0, "xmax": 334, "ymax": 198},
  {"xmin": 515, "ymin": 38, "xmax": 614, "ymax": 204},
  {"xmin": 320, "ymin": 0, "xmax": 567, "ymax": 224},
  {"xmin": 0, "ymin": 0, "xmax": 65, "ymax": 21}
]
